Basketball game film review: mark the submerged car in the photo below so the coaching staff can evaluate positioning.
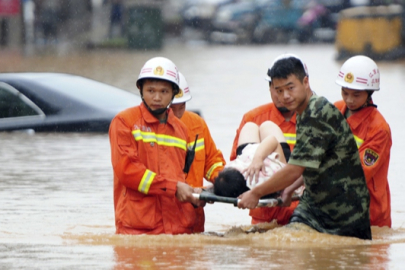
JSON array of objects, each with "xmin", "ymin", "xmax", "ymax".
[{"xmin": 0, "ymin": 73, "xmax": 142, "ymax": 132}]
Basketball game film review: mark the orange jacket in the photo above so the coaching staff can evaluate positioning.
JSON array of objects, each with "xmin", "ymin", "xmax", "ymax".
[
  {"xmin": 231, "ymin": 103, "xmax": 297, "ymax": 225},
  {"xmin": 181, "ymin": 111, "xmax": 225, "ymax": 187},
  {"xmin": 109, "ymin": 103, "xmax": 196, "ymax": 235},
  {"xmin": 230, "ymin": 103, "xmax": 297, "ymax": 161},
  {"xmin": 180, "ymin": 111, "xmax": 225, "ymax": 233},
  {"xmin": 335, "ymin": 100, "xmax": 392, "ymax": 227}
]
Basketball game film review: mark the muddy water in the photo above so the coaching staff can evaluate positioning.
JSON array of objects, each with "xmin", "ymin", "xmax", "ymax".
[{"xmin": 1, "ymin": 43, "xmax": 405, "ymax": 269}]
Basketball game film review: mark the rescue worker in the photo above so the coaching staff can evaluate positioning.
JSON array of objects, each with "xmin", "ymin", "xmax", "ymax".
[
  {"xmin": 238, "ymin": 55, "xmax": 372, "ymax": 240},
  {"xmin": 109, "ymin": 57, "xmax": 204, "ymax": 235},
  {"xmin": 334, "ymin": 55, "xmax": 392, "ymax": 228},
  {"xmin": 230, "ymin": 53, "xmax": 304, "ymax": 225},
  {"xmin": 170, "ymin": 72, "xmax": 226, "ymax": 233}
]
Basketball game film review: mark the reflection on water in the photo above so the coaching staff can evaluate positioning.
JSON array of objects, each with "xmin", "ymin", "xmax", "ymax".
[
  {"xmin": 64, "ymin": 224, "xmax": 405, "ymax": 269},
  {"xmin": 1, "ymin": 43, "xmax": 405, "ymax": 269},
  {"xmin": 110, "ymin": 242, "xmax": 392, "ymax": 270}
]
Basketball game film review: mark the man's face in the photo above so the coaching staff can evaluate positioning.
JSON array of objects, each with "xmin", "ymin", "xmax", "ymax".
[
  {"xmin": 142, "ymin": 79, "xmax": 174, "ymax": 112},
  {"xmin": 269, "ymin": 82, "xmax": 289, "ymax": 112},
  {"xmin": 170, "ymin": 102, "xmax": 186, "ymax": 119},
  {"xmin": 341, "ymin": 87, "xmax": 368, "ymax": 111},
  {"xmin": 272, "ymin": 74, "xmax": 309, "ymax": 114}
]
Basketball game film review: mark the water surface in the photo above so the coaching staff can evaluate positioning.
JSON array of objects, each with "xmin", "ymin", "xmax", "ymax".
[{"xmin": 1, "ymin": 43, "xmax": 405, "ymax": 269}]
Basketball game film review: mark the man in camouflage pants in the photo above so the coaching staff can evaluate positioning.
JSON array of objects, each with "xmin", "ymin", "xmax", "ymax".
[{"xmin": 238, "ymin": 56, "xmax": 371, "ymax": 240}]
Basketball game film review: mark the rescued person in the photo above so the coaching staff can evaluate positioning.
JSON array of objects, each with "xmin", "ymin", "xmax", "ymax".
[
  {"xmin": 229, "ymin": 53, "xmax": 304, "ymax": 225},
  {"xmin": 214, "ymin": 121, "xmax": 291, "ymax": 199},
  {"xmin": 238, "ymin": 55, "xmax": 372, "ymax": 240}
]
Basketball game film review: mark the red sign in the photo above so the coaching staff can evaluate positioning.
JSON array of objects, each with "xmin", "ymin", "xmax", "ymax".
[{"xmin": 0, "ymin": 0, "xmax": 21, "ymax": 16}]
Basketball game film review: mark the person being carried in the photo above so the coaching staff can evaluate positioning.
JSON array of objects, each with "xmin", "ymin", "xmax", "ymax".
[
  {"xmin": 334, "ymin": 55, "xmax": 392, "ymax": 228},
  {"xmin": 109, "ymin": 57, "xmax": 204, "ymax": 235},
  {"xmin": 238, "ymin": 55, "xmax": 372, "ymax": 240},
  {"xmin": 229, "ymin": 53, "xmax": 306, "ymax": 225},
  {"xmin": 214, "ymin": 121, "xmax": 300, "ymax": 201},
  {"xmin": 170, "ymin": 72, "xmax": 226, "ymax": 233}
]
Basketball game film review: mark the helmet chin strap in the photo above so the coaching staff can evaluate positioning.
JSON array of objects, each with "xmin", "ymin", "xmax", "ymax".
[
  {"xmin": 141, "ymin": 93, "xmax": 175, "ymax": 117},
  {"xmin": 349, "ymin": 103, "xmax": 367, "ymax": 113},
  {"xmin": 276, "ymin": 106, "xmax": 291, "ymax": 113},
  {"xmin": 349, "ymin": 97, "xmax": 377, "ymax": 113},
  {"xmin": 141, "ymin": 99, "xmax": 169, "ymax": 116}
]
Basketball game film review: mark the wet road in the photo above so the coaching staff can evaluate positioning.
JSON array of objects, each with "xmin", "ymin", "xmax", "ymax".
[{"xmin": 1, "ymin": 42, "xmax": 405, "ymax": 269}]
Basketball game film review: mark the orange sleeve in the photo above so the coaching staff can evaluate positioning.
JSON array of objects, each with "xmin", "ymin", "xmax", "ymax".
[
  {"xmin": 109, "ymin": 116, "xmax": 177, "ymax": 197},
  {"xmin": 333, "ymin": 100, "xmax": 346, "ymax": 113},
  {"xmin": 230, "ymin": 115, "xmax": 249, "ymax": 161},
  {"xmin": 358, "ymin": 126, "xmax": 391, "ymax": 182},
  {"xmin": 201, "ymin": 119, "xmax": 226, "ymax": 182}
]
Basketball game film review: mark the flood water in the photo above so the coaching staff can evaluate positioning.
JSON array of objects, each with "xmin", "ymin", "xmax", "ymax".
[{"xmin": 1, "ymin": 42, "xmax": 405, "ymax": 269}]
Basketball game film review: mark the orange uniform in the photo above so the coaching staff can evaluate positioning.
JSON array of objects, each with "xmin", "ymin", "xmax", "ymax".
[
  {"xmin": 231, "ymin": 103, "xmax": 298, "ymax": 225},
  {"xmin": 180, "ymin": 110, "xmax": 225, "ymax": 232},
  {"xmin": 335, "ymin": 100, "xmax": 392, "ymax": 227},
  {"xmin": 109, "ymin": 103, "xmax": 196, "ymax": 235},
  {"xmin": 230, "ymin": 103, "xmax": 296, "ymax": 160}
]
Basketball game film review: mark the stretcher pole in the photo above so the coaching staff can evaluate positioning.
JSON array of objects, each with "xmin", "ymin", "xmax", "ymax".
[{"xmin": 192, "ymin": 191, "xmax": 300, "ymax": 208}]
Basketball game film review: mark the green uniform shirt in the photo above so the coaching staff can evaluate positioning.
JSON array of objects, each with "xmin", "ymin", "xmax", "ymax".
[{"xmin": 289, "ymin": 94, "xmax": 371, "ymax": 240}]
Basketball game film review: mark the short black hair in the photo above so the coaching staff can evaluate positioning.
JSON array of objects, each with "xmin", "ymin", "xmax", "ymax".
[
  {"xmin": 214, "ymin": 168, "xmax": 248, "ymax": 198},
  {"xmin": 269, "ymin": 57, "xmax": 307, "ymax": 83},
  {"xmin": 214, "ymin": 168, "xmax": 282, "ymax": 199}
]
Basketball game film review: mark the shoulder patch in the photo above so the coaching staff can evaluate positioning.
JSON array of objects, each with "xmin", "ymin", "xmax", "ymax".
[{"xmin": 364, "ymin": 149, "xmax": 379, "ymax": 166}]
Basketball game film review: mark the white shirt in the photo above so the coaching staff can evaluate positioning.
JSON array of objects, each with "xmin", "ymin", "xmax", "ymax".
[{"xmin": 225, "ymin": 143, "xmax": 285, "ymax": 189}]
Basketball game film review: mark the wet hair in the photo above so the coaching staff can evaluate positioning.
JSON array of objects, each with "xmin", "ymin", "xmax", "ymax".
[
  {"xmin": 214, "ymin": 168, "xmax": 282, "ymax": 199},
  {"xmin": 214, "ymin": 168, "xmax": 249, "ymax": 198},
  {"xmin": 138, "ymin": 79, "xmax": 179, "ymax": 97},
  {"xmin": 269, "ymin": 57, "xmax": 307, "ymax": 83}
]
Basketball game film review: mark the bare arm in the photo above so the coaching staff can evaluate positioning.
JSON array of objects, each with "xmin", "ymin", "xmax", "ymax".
[
  {"xmin": 242, "ymin": 135, "xmax": 279, "ymax": 184},
  {"xmin": 280, "ymin": 175, "xmax": 304, "ymax": 206},
  {"xmin": 238, "ymin": 164, "xmax": 305, "ymax": 209},
  {"xmin": 253, "ymin": 135, "xmax": 280, "ymax": 162}
]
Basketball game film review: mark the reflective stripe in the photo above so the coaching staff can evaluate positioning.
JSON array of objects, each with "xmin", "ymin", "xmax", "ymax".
[
  {"xmin": 138, "ymin": 169, "xmax": 156, "ymax": 194},
  {"xmin": 353, "ymin": 135, "xmax": 364, "ymax": 149},
  {"xmin": 132, "ymin": 130, "xmax": 187, "ymax": 151},
  {"xmin": 206, "ymin": 162, "xmax": 223, "ymax": 180},
  {"xmin": 188, "ymin": 138, "xmax": 205, "ymax": 152},
  {"xmin": 283, "ymin": 133, "xmax": 296, "ymax": 145}
]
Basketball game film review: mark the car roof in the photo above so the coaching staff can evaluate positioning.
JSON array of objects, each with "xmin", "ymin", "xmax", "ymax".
[{"xmin": 0, "ymin": 72, "xmax": 141, "ymax": 114}]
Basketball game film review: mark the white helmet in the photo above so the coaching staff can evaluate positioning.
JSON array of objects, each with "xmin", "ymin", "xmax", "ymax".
[
  {"xmin": 336, "ymin": 55, "xmax": 380, "ymax": 91},
  {"xmin": 136, "ymin": 57, "xmax": 180, "ymax": 93},
  {"xmin": 265, "ymin": 53, "xmax": 309, "ymax": 82},
  {"xmin": 172, "ymin": 72, "xmax": 192, "ymax": 104}
]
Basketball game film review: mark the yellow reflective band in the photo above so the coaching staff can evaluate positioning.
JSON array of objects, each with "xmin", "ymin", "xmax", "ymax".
[
  {"xmin": 283, "ymin": 133, "xmax": 296, "ymax": 145},
  {"xmin": 138, "ymin": 169, "xmax": 156, "ymax": 194},
  {"xmin": 132, "ymin": 130, "xmax": 187, "ymax": 151},
  {"xmin": 156, "ymin": 134, "xmax": 187, "ymax": 150},
  {"xmin": 353, "ymin": 135, "xmax": 364, "ymax": 149},
  {"xmin": 188, "ymin": 138, "xmax": 205, "ymax": 152},
  {"xmin": 206, "ymin": 162, "xmax": 223, "ymax": 180}
]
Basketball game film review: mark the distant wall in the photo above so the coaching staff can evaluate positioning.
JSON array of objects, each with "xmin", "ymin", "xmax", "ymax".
[{"xmin": 0, "ymin": 0, "xmax": 22, "ymax": 47}]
